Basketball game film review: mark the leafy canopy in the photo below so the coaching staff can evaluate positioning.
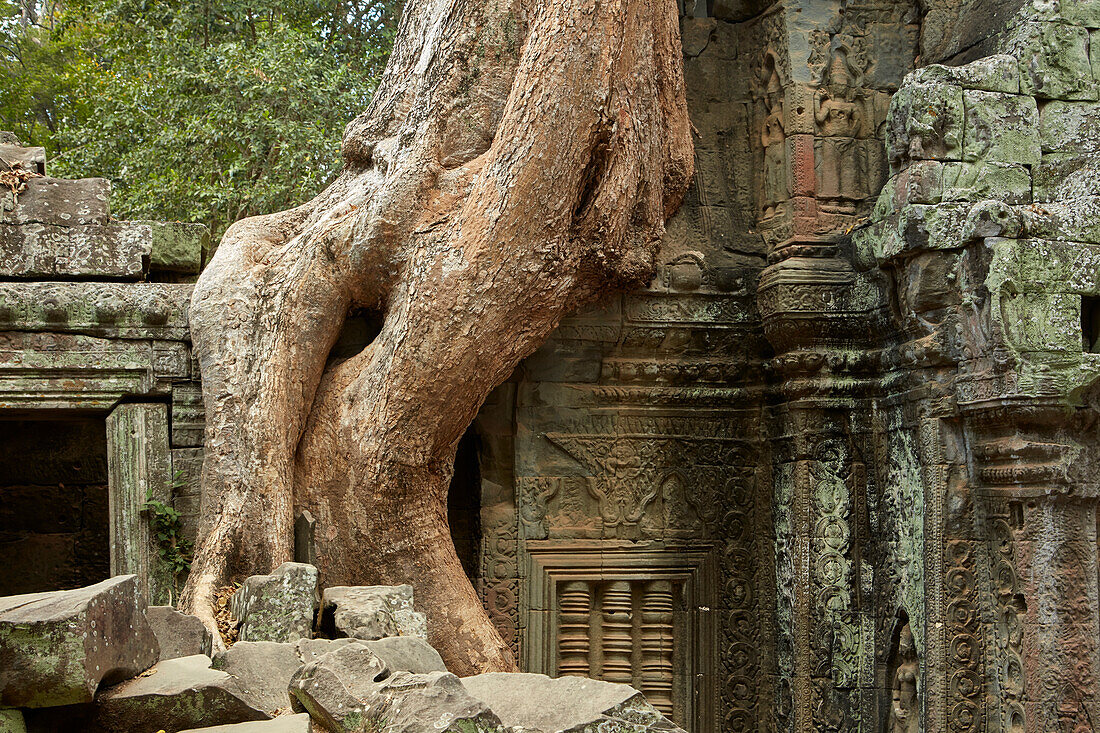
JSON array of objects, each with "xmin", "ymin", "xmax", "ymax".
[{"xmin": 1, "ymin": 0, "xmax": 402, "ymax": 238}]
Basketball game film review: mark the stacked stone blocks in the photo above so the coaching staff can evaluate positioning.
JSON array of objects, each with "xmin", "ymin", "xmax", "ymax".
[{"xmin": 0, "ymin": 136, "xmax": 209, "ymax": 606}]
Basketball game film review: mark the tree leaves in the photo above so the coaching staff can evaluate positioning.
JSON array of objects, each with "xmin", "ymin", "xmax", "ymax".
[{"xmin": 1, "ymin": 0, "xmax": 402, "ymax": 238}]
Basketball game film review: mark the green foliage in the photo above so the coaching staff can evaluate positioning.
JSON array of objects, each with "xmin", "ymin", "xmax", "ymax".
[
  {"xmin": 1, "ymin": 0, "xmax": 402, "ymax": 238},
  {"xmin": 144, "ymin": 470, "xmax": 192, "ymax": 581}
]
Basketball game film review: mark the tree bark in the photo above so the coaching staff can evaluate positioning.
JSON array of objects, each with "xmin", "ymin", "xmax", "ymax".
[{"xmin": 180, "ymin": 0, "xmax": 692, "ymax": 675}]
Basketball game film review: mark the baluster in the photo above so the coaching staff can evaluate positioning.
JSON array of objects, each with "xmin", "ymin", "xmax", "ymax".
[
  {"xmin": 600, "ymin": 580, "xmax": 634, "ymax": 684},
  {"xmin": 640, "ymin": 579, "xmax": 675, "ymax": 716},
  {"xmin": 558, "ymin": 580, "xmax": 593, "ymax": 676}
]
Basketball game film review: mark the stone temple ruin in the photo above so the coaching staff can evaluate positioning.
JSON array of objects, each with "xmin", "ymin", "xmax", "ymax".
[{"xmin": 4, "ymin": 0, "xmax": 1100, "ymax": 731}]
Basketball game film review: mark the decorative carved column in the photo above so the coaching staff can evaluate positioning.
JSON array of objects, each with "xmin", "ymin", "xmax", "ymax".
[
  {"xmin": 640, "ymin": 579, "xmax": 676, "ymax": 716},
  {"xmin": 557, "ymin": 580, "xmax": 593, "ymax": 677},
  {"xmin": 599, "ymin": 581, "xmax": 635, "ymax": 685}
]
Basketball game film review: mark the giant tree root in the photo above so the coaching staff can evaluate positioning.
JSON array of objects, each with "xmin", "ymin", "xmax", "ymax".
[{"xmin": 180, "ymin": 0, "xmax": 692, "ymax": 675}]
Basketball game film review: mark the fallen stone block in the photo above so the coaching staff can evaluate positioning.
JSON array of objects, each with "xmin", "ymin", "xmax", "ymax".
[
  {"xmin": 290, "ymin": 642, "xmax": 501, "ymax": 733},
  {"xmin": 211, "ymin": 636, "xmax": 443, "ymax": 718},
  {"xmin": 321, "ymin": 584, "xmax": 427, "ymax": 641},
  {"xmin": 293, "ymin": 637, "xmax": 360, "ymax": 665},
  {"xmin": 462, "ymin": 673, "xmax": 687, "ymax": 732},
  {"xmin": 212, "ymin": 641, "xmax": 302, "ymax": 715},
  {"xmin": 295, "ymin": 636, "xmax": 445, "ymax": 674},
  {"xmin": 148, "ymin": 605, "xmax": 213, "ymax": 661},
  {"xmin": 2, "ymin": 177, "xmax": 110, "ymax": 226},
  {"xmin": 0, "ymin": 709, "xmax": 25, "ymax": 733},
  {"xmin": 178, "ymin": 714, "xmax": 312, "ymax": 733},
  {"xmin": 0, "ymin": 222, "xmax": 151, "ymax": 279},
  {"xmin": 94, "ymin": 654, "xmax": 269, "ymax": 733},
  {"xmin": 232, "ymin": 563, "xmax": 320, "ymax": 643},
  {"xmin": 287, "ymin": 641, "xmax": 387, "ymax": 731},
  {"xmin": 0, "ymin": 575, "xmax": 159, "ymax": 708},
  {"xmin": 358, "ymin": 636, "xmax": 446, "ymax": 674},
  {"xmin": 369, "ymin": 671, "xmax": 504, "ymax": 732}
]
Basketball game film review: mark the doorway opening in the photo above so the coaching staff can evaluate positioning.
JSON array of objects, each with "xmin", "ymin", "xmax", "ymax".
[{"xmin": 0, "ymin": 417, "xmax": 110, "ymax": 595}]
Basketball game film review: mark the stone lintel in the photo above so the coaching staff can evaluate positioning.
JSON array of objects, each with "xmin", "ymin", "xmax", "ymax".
[{"xmin": 0, "ymin": 332, "xmax": 189, "ymax": 410}]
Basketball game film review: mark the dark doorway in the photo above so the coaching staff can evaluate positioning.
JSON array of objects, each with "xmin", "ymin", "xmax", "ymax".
[
  {"xmin": 448, "ymin": 428, "xmax": 482, "ymax": 581},
  {"xmin": 0, "ymin": 418, "xmax": 110, "ymax": 595},
  {"xmin": 1083, "ymin": 296, "xmax": 1100, "ymax": 353}
]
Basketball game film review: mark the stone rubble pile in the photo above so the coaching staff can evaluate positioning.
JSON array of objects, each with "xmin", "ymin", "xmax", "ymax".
[{"xmin": 0, "ymin": 564, "xmax": 686, "ymax": 733}]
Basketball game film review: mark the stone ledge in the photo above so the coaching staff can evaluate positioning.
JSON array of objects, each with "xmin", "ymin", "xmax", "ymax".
[
  {"xmin": 0, "ymin": 281, "xmax": 191, "ymax": 340},
  {"xmin": 0, "ymin": 222, "xmax": 151, "ymax": 279}
]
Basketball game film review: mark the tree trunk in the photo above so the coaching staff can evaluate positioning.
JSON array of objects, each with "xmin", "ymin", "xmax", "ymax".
[{"xmin": 180, "ymin": 0, "xmax": 692, "ymax": 675}]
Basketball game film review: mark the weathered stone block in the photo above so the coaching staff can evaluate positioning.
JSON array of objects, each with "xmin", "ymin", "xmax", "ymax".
[
  {"xmin": 462, "ymin": 672, "xmax": 687, "ymax": 732},
  {"xmin": 138, "ymin": 220, "xmax": 208, "ymax": 274},
  {"xmin": 1012, "ymin": 21, "xmax": 1097, "ymax": 101},
  {"xmin": 987, "ymin": 237, "xmax": 1100, "ymax": 294},
  {"xmin": 1040, "ymin": 100, "xmax": 1100, "ymax": 154},
  {"xmin": 357, "ymin": 636, "xmax": 447, "ymax": 673},
  {"xmin": 999, "ymin": 293, "xmax": 1081, "ymax": 354},
  {"xmin": 296, "ymin": 636, "xmax": 446, "ymax": 673},
  {"xmin": 0, "ymin": 144, "xmax": 44, "ymax": 174},
  {"xmin": 962, "ymin": 91, "xmax": 1040, "ymax": 165},
  {"xmin": 909, "ymin": 54, "xmax": 1020, "ymax": 93},
  {"xmin": 231, "ymin": 562, "xmax": 319, "ymax": 643},
  {"xmin": 171, "ymin": 447, "xmax": 204, "ymax": 544},
  {"xmin": 896, "ymin": 161, "xmax": 946, "ymax": 205},
  {"xmin": 94, "ymin": 654, "xmax": 269, "ymax": 733},
  {"xmin": 1093, "ymin": 28, "xmax": 1100, "ymax": 76},
  {"xmin": 1048, "ymin": 0, "xmax": 1100, "ymax": 28},
  {"xmin": 898, "ymin": 203, "xmax": 972, "ymax": 252},
  {"xmin": 887, "ymin": 82, "xmax": 965, "ymax": 168},
  {"xmin": 289, "ymin": 643, "xmax": 500, "ymax": 733},
  {"xmin": 147, "ymin": 605, "xmax": 213, "ymax": 660},
  {"xmin": 1020, "ymin": 198, "xmax": 1100, "ymax": 244},
  {"xmin": 322, "ymin": 584, "xmax": 428, "ymax": 641},
  {"xmin": 0, "ymin": 575, "xmax": 159, "ymax": 708},
  {"xmin": 1, "ymin": 177, "xmax": 110, "ymax": 226},
  {"xmin": 1034, "ymin": 153, "xmax": 1100, "ymax": 201},
  {"xmin": 171, "ymin": 382, "xmax": 206, "ymax": 446},
  {"xmin": 287, "ymin": 642, "xmax": 387, "ymax": 730},
  {"xmin": 942, "ymin": 162, "xmax": 1032, "ymax": 205},
  {"xmin": 0, "ymin": 282, "xmax": 192, "ymax": 341},
  {"xmin": 178, "ymin": 715, "xmax": 312, "ymax": 733},
  {"xmin": 211, "ymin": 641, "xmax": 301, "ymax": 715},
  {"xmin": 0, "ymin": 222, "xmax": 150, "ymax": 279},
  {"xmin": 962, "ymin": 200, "xmax": 1023, "ymax": 240}
]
